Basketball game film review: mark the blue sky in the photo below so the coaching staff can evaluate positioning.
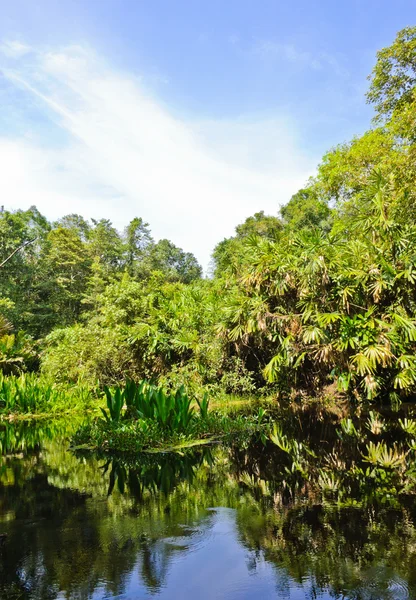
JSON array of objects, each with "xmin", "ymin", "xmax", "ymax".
[{"xmin": 0, "ymin": 0, "xmax": 414, "ymax": 268}]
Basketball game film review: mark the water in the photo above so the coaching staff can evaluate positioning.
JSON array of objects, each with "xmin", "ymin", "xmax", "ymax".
[{"xmin": 0, "ymin": 419, "xmax": 415, "ymax": 599}]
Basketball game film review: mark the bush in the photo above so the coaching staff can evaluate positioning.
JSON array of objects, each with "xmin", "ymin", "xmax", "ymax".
[{"xmin": 42, "ymin": 324, "xmax": 140, "ymax": 386}]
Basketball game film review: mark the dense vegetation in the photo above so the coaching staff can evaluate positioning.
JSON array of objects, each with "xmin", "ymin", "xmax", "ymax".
[
  {"xmin": 2, "ymin": 27, "xmax": 416, "ymax": 413},
  {"xmin": 72, "ymin": 379, "xmax": 267, "ymax": 452}
]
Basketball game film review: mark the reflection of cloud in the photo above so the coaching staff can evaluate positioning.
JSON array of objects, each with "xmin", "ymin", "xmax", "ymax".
[{"xmin": 0, "ymin": 42, "xmax": 316, "ymax": 269}]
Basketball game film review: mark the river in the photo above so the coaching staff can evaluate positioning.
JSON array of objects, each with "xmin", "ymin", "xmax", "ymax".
[{"xmin": 0, "ymin": 417, "xmax": 415, "ymax": 599}]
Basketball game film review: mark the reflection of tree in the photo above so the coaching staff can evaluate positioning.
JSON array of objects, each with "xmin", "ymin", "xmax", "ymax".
[
  {"xmin": 0, "ymin": 439, "xmax": 239, "ymax": 598},
  {"xmin": 0, "ymin": 467, "xmax": 89, "ymax": 599},
  {"xmin": 2, "ymin": 426, "xmax": 416, "ymax": 599},
  {"xmin": 235, "ymin": 502, "xmax": 416, "ymax": 599},
  {"xmin": 0, "ymin": 420, "xmax": 69, "ymax": 456}
]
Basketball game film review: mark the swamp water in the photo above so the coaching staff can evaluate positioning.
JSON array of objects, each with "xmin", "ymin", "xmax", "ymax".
[{"xmin": 0, "ymin": 417, "xmax": 416, "ymax": 599}]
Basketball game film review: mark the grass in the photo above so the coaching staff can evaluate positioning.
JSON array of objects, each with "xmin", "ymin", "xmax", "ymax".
[{"xmin": 0, "ymin": 373, "xmax": 95, "ymax": 417}]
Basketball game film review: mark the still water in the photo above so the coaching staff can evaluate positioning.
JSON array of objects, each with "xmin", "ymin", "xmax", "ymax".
[{"xmin": 0, "ymin": 419, "xmax": 415, "ymax": 599}]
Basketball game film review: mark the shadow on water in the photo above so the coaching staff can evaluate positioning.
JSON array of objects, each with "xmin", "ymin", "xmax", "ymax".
[{"xmin": 1, "ymin": 416, "xmax": 416, "ymax": 599}]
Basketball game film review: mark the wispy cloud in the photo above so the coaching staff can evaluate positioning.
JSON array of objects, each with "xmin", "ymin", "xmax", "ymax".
[
  {"xmin": 0, "ymin": 40, "xmax": 31, "ymax": 58},
  {"xmin": 255, "ymin": 41, "xmax": 322, "ymax": 70},
  {"xmin": 0, "ymin": 42, "xmax": 317, "ymax": 269},
  {"xmin": 253, "ymin": 40, "xmax": 347, "ymax": 76}
]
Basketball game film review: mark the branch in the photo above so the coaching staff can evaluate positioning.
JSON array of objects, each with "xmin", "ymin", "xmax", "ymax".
[{"xmin": 0, "ymin": 238, "xmax": 37, "ymax": 269}]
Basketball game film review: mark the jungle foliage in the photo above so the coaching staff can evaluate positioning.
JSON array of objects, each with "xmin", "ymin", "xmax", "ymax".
[
  {"xmin": 2, "ymin": 27, "xmax": 416, "ymax": 408},
  {"xmin": 0, "ymin": 373, "xmax": 93, "ymax": 416}
]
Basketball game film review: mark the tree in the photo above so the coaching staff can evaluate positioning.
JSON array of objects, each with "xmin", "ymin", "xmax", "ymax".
[
  {"xmin": 0, "ymin": 207, "xmax": 50, "ymax": 333},
  {"xmin": 140, "ymin": 239, "xmax": 202, "ymax": 283},
  {"xmin": 367, "ymin": 26, "xmax": 416, "ymax": 120},
  {"xmin": 280, "ymin": 188, "xmax": 331, "ymax": 230},
  {"xmin": 124, "ymin": 218, "xmax": 153, "ymax": 275},
  {"xmin": 235, "ymin": 211, "xmax": 282, "ymax": 239},
  {"xmin": 56, "ymin": 214, "xmax": 91, "ymax": 241},
  {"xmin": 40, "ymin": 227, "xmax": 91, "ymax": 328},
  {"xmin": 212, "ymin": 212, "xmax": 281, "ymax": 277}
]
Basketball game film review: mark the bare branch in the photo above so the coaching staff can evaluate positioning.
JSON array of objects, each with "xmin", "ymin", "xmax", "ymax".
[{"xmin": 0, "ymin": 238, "xmax": 37, "ymax": 269}]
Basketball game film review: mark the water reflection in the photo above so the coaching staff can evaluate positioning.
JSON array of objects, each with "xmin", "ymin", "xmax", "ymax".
[{"xmin": 0, "ymin": 422, "xmax": 415, "ymax": 599}]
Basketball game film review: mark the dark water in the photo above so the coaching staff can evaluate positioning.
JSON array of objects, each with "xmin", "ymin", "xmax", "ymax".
[{"xmin": 1, "ymin": 419, "xmax": 416, "ymax": 599}]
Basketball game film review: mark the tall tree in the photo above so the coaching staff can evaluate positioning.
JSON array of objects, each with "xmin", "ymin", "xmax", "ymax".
[
  {"xmin": 124, "ymin": 218, "xmax": 153, "ymax": 275},
  {"xmin": 40, "ymin": 227, "xmax": 91, "ymax": 328},
  {"xmin": 367, "ymin": 26, "xmax": 416, "ymax": 121}
]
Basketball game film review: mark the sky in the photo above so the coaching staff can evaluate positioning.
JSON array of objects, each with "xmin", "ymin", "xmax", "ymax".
[{"xmin": 0, "ymin": 0, "xmax": 414, "ymax": 270}]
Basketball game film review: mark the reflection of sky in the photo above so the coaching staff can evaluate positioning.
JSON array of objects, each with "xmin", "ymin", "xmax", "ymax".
[{"xmin": 109, "ymin": 507, "xmax": 333, "ymax": 600}]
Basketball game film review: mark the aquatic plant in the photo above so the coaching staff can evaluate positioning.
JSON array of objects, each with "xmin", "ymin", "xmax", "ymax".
[
  {"xmin": 196, "ymin": 393, "xmax": 210, "ymax": 419},
  {"xmin": 100, "ymin": 380, "xmax": 198, "ymax": 434},
  {"xmin": 102, "ymin": 386, "xmax": 123, "ymax": 423},
  {"xmin": 0, "ymin": 373, "xmax": 93, "ymax": 415}
]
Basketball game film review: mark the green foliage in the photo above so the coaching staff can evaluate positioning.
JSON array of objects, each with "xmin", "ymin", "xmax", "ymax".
[
  {"xmin": 398, "ymin": 417, "xmax": 416, "ymax": 436},
  {"xmin": 339, "ymin": 417, "xmax": 359, "ymax": 438},
  {"xmin": 362, "ymin": 441, "xmax": 407, "ymax": 469},
  {"xmin": 74, "ymin": 407, "xmax": 267, "ymax": 453},
  {"xmin": 102, "ymin": 386, "xmax": 123, "ymax": 422},
  {"xmin": 100, "ymin": 380, "xmax": 198, "ymax": 434},
  {"xmin": 138, "ymin": 238, "xmax": 203, "ymax": 283},
  {"xmin": 280, "ymin": 188, "xmax": 332, "ymax": 231},
  {"xmin": 41, "ymin": 321, "xmax": 140, "ymax": 386},
  {"xmin": 196, "ymin": 393, "xmax": 209, "ymax": 419},
  {"xmin": 0, "ymin": 208, "xmax": 202, "ymax": 339},
  {"xmin": 0, "ymin": 329, "xmax": 38, "ymax": 374},
  {"xmin": 211, "ymin": 211, "xmax": 282, "ymax": 276},
  {"xmin": 367, "ymin": 26, "xmax": 416, "ymax": 120},
  {"xmin": 5, "ymin": 27, "xmax": 416, "ymax": 410},
  {"xmin": 74, "ymin": 380, "xmax": 271, "ymax": 452},
  {"xmin": 0, "ymin": 373, "xmax": 93, "ymax": 415},
  {"xmin": 215, "ymin": 167, "xmax": 416, "ymax": 401}
]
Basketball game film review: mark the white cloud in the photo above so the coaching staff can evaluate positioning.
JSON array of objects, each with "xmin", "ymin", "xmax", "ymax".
[
  {"xmin": 0, "ymin": 40, "xmax": 31, "ymax": 58},
  {"xmin": 0, "ymin": 43, "xmax": 317, "ymax": 270}
]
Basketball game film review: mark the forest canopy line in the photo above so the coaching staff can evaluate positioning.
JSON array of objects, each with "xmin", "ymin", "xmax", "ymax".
[{"xmin": 2, "ymin": 26, "xmax": 416, "ymax": 405}]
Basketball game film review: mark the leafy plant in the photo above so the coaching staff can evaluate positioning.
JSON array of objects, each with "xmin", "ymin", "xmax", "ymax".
[
  {"xmin": 398, "ymin": 418, "xmax": 416, "ymax": 436},
  {"xmin": 102, "ymin": 386, "xmax": 123, "ymax": 423},
  {"xmin": 366, "ymin": 411, "xmax": 386, "ymax": 436},
  {"xmin": 196, "ymin": 393, "xmax": 210, "ymax": 419},
  {"xmin": 99, "ymin": 380, "xmax": 205, "ymax": 434},
  {"xmin": 362, "ymin": 441, "xmax": 407, "ymax": 469},
  {"xmin": 0, "ymin": 373, "xmax": 92, "ymax": 414},
  {"xmin": 339, "ymin": 418, "xmax": 359, "ymax": 438}
]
